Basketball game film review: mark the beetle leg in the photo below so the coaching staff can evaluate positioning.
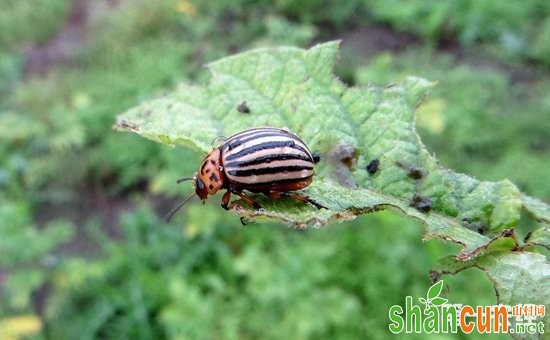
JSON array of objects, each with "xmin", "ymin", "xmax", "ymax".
[
  {"xmin": 266, "ymin": 191, "xmax": 325, "ymax": 209},
  {"xmin": 221, "ymin": 190, "xmax": 231, "ymax": 210},
  {"xmin": 230, "ymin": 187, "xmax": 262, "ymax": 209}
]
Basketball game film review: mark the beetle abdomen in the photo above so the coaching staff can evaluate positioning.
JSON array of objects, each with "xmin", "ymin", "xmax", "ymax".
[{"xmin": 221, "ymin": 127, "xmax": 314, "ymax": 188}]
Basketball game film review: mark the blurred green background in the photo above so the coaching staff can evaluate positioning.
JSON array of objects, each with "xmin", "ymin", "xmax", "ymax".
[{"xmin": 1, "ymin": 0, "xmax": 549, "ymax": 338}]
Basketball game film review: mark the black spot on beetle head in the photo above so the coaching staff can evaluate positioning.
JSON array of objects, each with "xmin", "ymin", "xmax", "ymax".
[
  {"xmin": 237, "ymin": 101, "xmax": 251, "ymax": 114},
  {"xmin": 366, "ymin": 159, "xmax": 380, "ymax": 174},
  {"xmin": 410, "ymin": 194, "xmax": 432, "ymax": 213}
]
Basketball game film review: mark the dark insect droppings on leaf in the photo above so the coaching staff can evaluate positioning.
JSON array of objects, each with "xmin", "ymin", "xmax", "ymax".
[
  {"xmin": 462, "ymin": 218, "xmax": 487, "ymax": 235},
  {"xmin": 366, "ymin": 159, "xmax": 380, "ymax": 174},
  {"xmin": 523, "ymin": 231, "xmax": 532, "ymax": 243},
  {"xmin": 410, "ymin": 194, "xmax": 432, "ymax": 213},
  {"xmin": 312, "ymin": 153, "xmax": 321, "ymax": 163},
  {"xmin": 237, "ymin": 101, "xmax": 251, "ymax": 114},
  {"xmin": 407, "ymin": 167, "xmax": 425, "ymax": 180},
  {"xmin": 396, "ymin": 161, "xmax": 425, "ymax": 180},
  {"xmin": 473, "ymin": 222, "xmax": 487, "ymax": 235}
]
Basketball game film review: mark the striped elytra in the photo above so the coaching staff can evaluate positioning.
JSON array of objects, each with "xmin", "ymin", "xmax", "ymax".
[
  {"xmin": 167, "ymin": 127, "xmax": 322, "ymax": 221},
  {"xmin": 221, "ymin": 127, "xmax": 315, "ymax": 188}
]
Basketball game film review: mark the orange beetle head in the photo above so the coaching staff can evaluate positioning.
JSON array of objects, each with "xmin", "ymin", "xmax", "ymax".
[
  {"xmin": 195, "ymin": 148, "xmax": 224, "ymax": 202},
  {"xmin": 168, "ymin": 148, "xmax": 225, "ymax": 222}
]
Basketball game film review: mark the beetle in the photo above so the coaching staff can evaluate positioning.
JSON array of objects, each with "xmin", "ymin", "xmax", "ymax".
[{"xmin": 166, "ymin": 127, "xmax": 323, "ymax": 221}]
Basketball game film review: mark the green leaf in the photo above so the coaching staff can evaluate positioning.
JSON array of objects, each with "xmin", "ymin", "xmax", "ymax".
[
  {"xmin": 476, "ymin": 252, "xmax": 550, "ymax": 306},
  {"xmin": 525, "ymin": 226, "xmax": 550, "ymax": 251},
  {"xmin": 427, "ymin": 280, "xmax": 443, "ymax": 300},
  {"xmin": 432, "ymin": 252, "xmax": 550, "ymax": 337},
  {"xmin": 114, "ymin": 42, "xmax": 549, "ymax": 310},
  {"xmin": 477, "ymin": 252, "xmax": 550, "ymax": 338},
  {"xmin": 522, "ymin": 195, "xmax": 550, "ymax": 223},
  {"xmin": 430, "ymin": 297, "xmax": 448, "ymax": 306}
]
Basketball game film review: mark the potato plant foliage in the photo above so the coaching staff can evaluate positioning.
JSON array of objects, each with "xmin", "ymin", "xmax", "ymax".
[{"xmin": 115, "ymin": 42, "xmax": 549, "ymax": 333}]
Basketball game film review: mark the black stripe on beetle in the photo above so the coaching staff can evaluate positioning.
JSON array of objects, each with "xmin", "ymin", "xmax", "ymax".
[
  {"xmin": 227, "ymin": 165, "xmax": 314, "ymax": 177},
  {"xmin": 225, "ymin": 140, "xmax": 309, "ymax": 162},
  {"xmin": 223, "ymin": 128, "xmax": 307, "ymax": 153},
  {"xmin": 166, "ymin": 127, "xmax": 324, "ymax": 222},
  {"xmin": 226, "ymin": 139, "xmax": 243, "ymax": 151},
  {"xmin": 225, "ymin": 127, "xmax": 288, "ymax": 142},
  {"xmin": 225, "ymin": 153, "xmax": 313, "ymax": 168},
  {"xmin": 233, "ymin": 131, "xmax": 305, "ymax": 146}
]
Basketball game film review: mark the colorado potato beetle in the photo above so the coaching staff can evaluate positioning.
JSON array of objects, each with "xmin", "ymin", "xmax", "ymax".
[{"xmin": 167, "ymin": 127, "xmax": 323, "ymax": 221}]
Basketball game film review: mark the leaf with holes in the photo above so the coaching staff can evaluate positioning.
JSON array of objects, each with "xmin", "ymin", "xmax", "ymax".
[{"xmin": 115, "ymin": 42, "xmax": 549, "ymax": 320}]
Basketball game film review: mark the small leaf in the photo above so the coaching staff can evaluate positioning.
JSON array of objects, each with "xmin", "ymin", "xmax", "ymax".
[
  {"xmin": 430, "ymin": 297, "xmax": 448, "ymax": 306},
  {"xmin": 418, "ymin": 297, "xmax": 427, "ymax": 304},
  {"xmin": 427, "ymin": 280, "xmax": 444, "ymax": 300}
]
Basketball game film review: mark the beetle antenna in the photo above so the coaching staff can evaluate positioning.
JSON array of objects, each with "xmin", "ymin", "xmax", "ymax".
[
  {"xmin": 176, "ymin": 177, "xmax": 195, "ymax": 184},
  {"xmin": 165, "ymin": 192, "xmax": 196, "ymax": 222}
]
